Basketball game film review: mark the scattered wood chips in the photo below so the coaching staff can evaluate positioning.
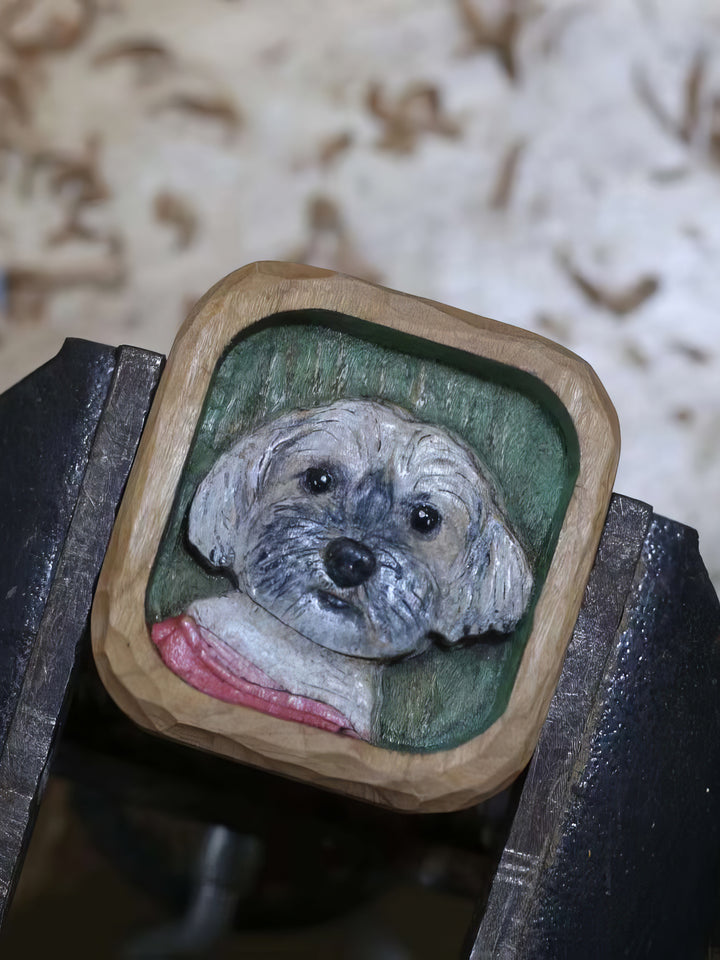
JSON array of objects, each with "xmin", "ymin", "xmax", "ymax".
[
  {"xmin": 558, "ymin": 253, "xmax": 660, "ymax": 317},
  {"xmin": 456, "ymin": 0, "xmax": 525, "ymax": 81},
  {"xmin": 153, "ymin": 191, "xmax": 198, "ymax": 250},
  {"xmin": 367, "ymin": 81, "xmax": 461, "ymax": 154}
]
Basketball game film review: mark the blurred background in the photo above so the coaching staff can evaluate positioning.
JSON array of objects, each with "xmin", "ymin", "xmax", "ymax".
[{"xmin": 1, "ymin": 0, "xmax": 719, "ymax": 956}]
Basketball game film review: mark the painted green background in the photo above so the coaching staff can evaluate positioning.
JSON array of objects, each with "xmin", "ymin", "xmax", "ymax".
[{"xmin": 146, "ymin": 310, "xmax": 579, "ymax": 752}]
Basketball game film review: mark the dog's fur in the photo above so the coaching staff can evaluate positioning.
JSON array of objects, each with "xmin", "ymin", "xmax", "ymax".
[{"xmin": 188, "ymin": 399, "xmax": 533, "ymax": 664}]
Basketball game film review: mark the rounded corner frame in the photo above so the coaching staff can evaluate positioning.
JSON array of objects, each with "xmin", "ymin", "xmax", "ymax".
[{"xmin": 91, "ymin": 260, "xmax": 620, "ymax": 813}]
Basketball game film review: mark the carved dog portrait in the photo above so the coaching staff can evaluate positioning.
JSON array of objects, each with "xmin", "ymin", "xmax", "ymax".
[{"xmin": 151, "ymin": 399, "xmax": 533, "ymax": 741}]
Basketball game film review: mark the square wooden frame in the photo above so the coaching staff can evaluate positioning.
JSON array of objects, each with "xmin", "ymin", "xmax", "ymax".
[{"xmin": 92, "ymin": 261, "xmax": 620, "ymax": 813}]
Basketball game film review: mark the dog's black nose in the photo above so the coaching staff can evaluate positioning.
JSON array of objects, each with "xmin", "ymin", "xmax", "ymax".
[{"xmin": 324, "ymin": 537, "xmax": 377, "ymax": 588}]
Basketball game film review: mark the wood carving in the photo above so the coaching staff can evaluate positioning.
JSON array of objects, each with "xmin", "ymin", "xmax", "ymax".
[
  {"xmin": 92, "ymin": 261, "xmax": 620, "ymax": 812},
  {"xmin": 152, "ymin": 399, "xmax": 533, "ymax": 742}
]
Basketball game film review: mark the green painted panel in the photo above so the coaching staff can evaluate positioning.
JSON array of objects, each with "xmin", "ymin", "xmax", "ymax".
[{"xmin": 146, "ymin": 310, "xmax": 579, "ymax": 752}]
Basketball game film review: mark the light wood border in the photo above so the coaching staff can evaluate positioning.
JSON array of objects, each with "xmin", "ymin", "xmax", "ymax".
[{"xmin": 92, "ymin": 261, "xmax": 620, "ymax": 813}]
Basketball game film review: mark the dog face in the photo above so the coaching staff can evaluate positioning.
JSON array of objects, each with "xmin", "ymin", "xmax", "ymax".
[{"xmin": 188, "ymin": 399, "xmax": 533, "ymax": 661}]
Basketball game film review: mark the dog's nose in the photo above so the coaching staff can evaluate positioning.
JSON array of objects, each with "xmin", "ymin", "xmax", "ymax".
[{"xmin": 324, "ymin": 537, "xmax": 377, "ymax": 588}]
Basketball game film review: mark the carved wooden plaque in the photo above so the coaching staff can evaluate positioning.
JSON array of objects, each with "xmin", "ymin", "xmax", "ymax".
[{"xmin": 92, "ymin": 261, "xmax": 619, "ymax": 812}]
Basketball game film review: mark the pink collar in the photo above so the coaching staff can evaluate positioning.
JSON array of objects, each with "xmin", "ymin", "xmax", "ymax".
[{"xmin": 151, "ymin": 614, "xmax": 359, "ymax": 736}]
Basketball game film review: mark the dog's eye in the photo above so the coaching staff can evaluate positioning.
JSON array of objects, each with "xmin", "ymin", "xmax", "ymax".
[
  {"xmin": 302, "ymin": 466, "xmax": 334, "ymax": 494},
  {"xmin": 410, "ymin": 503, "xmax": 441, "ymax": 534}
]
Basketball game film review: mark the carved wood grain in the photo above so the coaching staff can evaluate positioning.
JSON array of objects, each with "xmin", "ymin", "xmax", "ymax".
[{"xmin": 91, "ymin": 261, "xmax": 620, "ymax": 813}]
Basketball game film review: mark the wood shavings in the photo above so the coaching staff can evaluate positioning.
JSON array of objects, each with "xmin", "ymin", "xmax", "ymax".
[
  {"xmin": 635, "ymin": 50, "xmax": 720, "ymax": 171},
  {"xmin": 621, "ymin": 341, "xmax": 650, "ymax": 369},
  {"xmin": 291, "ymin": 132, "xmax": 354, "ymax": 173},
  {"xmin": 671, "ymin": 408, "xmax": 695, "ymax": 424},
  {"xmin": 92, "ymin": 37, "xmax": 174, "ymax": 83},
  {"xmin": 46, "ymin": 214, "xmax": 119, "ymax": 249},
  {"xmin": 0, "ymin": 131, "xmax": 115, "ymax": 255},
  {"xmin": 0, "ymin": 73, "xmax": 30, "ymax": 124},
  {"xmin": 153, "ymin": 190, "xmax": 198, "ymax": 250},
  {"xmin": 367, "ymin": 81, "xmax": 461, "ymax": 154},
  {"xmin": 668, "ymin": 340, "xmax": 712, "ymax": 365},
  {"xmin": 317, "ymin": 131, "xmax": 353, "ymax": 167},
  {"xmin": 307, "ymin": 195, "xmax": 341, "ymax": 232},
  {"xmin": 40, "ymin": 134, "xmax": 108, "ymax": 204},
  {"xmin": 289, "ymin": 194, "xmax": 382, "ymax": 283},
  {"xmin": 2, "ymin": 0, "xmax": 96, "ymax": 56},
  {"xmin": 4, "ymin": 243, "xmax": 125, "ymax": 324},
  {"xmin": 456, "ymin": 0, "xmax": 525, "ymax": 81},
  {"xmin": 46, "ymin": 216, "xmax": 98, "ymax": 246},
  {"xmin": 678, "ymin": 50, "xmax": 704, "ymax": 143},
  {"xmin": 0, "ymin": 52, "xmax": 43, "ymax": 157},
  {"xmin": 153, "ymin": 91, "xmax": 243, "ymax": 139},
  {"xmin": 488, "ymin": 140, "xmax": 525, "ymax": 209},
  {"xmin": 558, "ymin": 253, "xmax": 660, "ymax": 317},
  {"xmin": 709, "ymin": 97, "xmax": 720, "ymax": 166},
  {"xmin": 634, "ymin": 51, "xmax": 710, "ymax": 151},
  {"xmin": 26, "ymin": 135, "xmax": 110, "ymax": 244}
]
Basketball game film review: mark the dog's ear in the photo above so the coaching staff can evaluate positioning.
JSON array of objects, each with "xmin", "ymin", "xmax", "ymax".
[
  {"xmin": 188, "ymin": 453, "xmax": 241, "ymax": 571},
  {"xmin": 187, "ymin": 425, "xmax": 274, "ymax": 573},
  {"xmin": 443, "ymin": 512, "xmax": 534, "ymax": 643}
]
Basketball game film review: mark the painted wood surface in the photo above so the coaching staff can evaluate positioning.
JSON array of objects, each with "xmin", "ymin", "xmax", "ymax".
[
  {"xmin": 92, "ymin": 261, "xmax": 620, "ymax": 812},
  {"xmin": 151, "ymin": 397, "xmax": 536, "ymax": 747},
  {"xmin": 145, "ymin": 325, "xmax": 574, "ymax": 752}
]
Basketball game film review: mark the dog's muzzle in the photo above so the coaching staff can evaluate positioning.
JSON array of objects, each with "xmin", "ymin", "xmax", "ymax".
[{"xmin": 324, "ymin": 537, "xmax": 377, "ymax": 588}]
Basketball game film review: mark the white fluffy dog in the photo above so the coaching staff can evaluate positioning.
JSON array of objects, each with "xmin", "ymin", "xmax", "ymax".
[{"xmin": 159, "ymin": 399, "xmax": 533, "ymax": 740}]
